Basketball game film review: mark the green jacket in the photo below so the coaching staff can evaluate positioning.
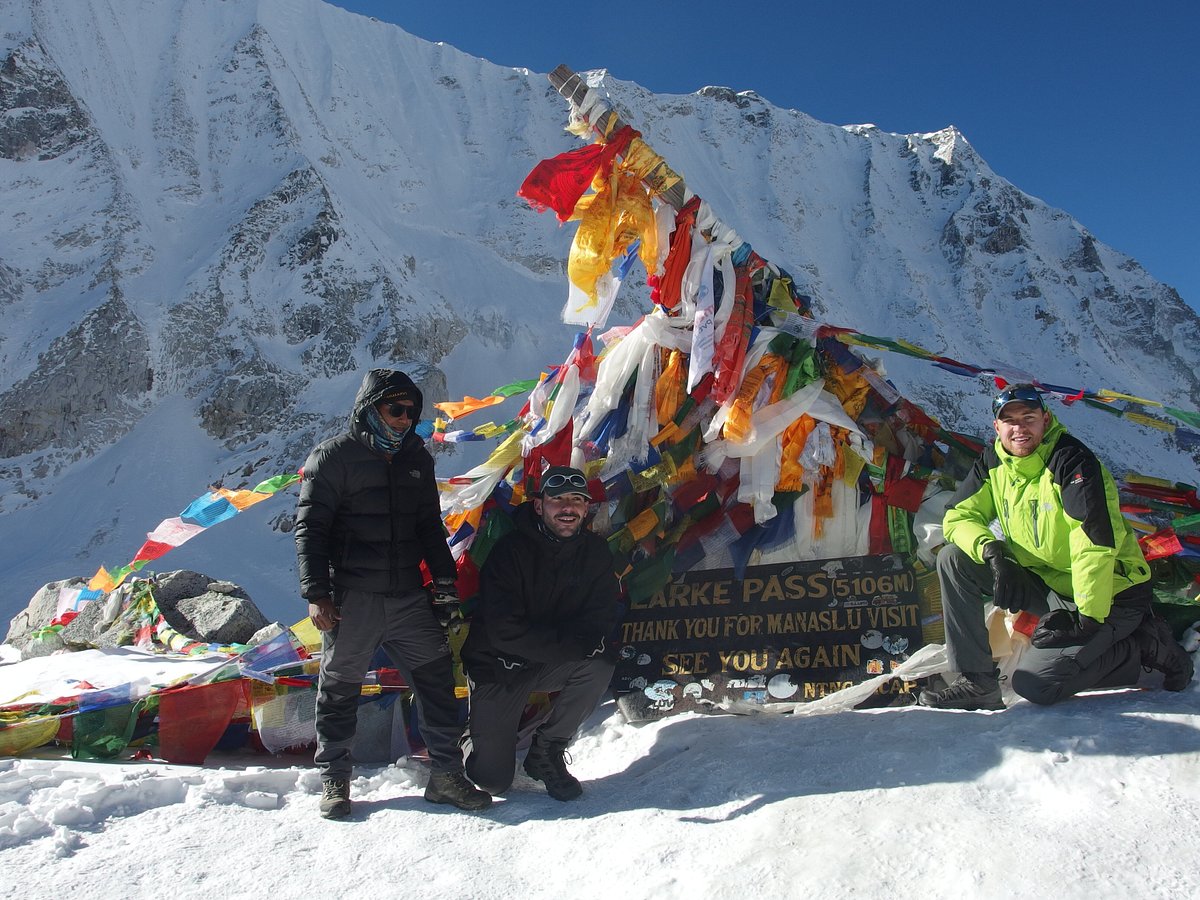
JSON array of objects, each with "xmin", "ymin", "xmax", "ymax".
[{"xmin": 943, "ymin": 414, "xmax": 1150, "ymax": 621}]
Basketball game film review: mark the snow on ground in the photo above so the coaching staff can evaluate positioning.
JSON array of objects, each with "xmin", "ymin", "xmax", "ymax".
[{"xmin": 3, "ymin": 665, "xmax": 1199, "ymax": 899}]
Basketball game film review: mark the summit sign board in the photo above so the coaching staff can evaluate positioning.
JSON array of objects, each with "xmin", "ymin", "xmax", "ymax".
[{"xmin": 613, "ymin": 554, "xmax": 923, "ymax": 720}]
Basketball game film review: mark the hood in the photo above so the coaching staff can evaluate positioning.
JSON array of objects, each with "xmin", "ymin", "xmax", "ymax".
[
  {"xmin": 350, "ymin": 368, "xmax": 424, "ymax": 445},
  {"xmin": 994, "ymin": 411, "xmax": 1066, "ymax": 478}
]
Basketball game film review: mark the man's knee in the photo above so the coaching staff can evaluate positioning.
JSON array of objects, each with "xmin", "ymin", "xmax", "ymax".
[
  {"xmin": 936, "ymin": 542, "xmax": 975, "ymax": 578},
  {"xmin": 316, "ymin": 678, "xmax": 361, "ymax": 742},
  {"xmin": 466, "ymin": 749, "xmax": 515, "ymax": 796},
  {"xmin": 1011, "ymin": 666, "xmax": 1067, "ymax": 706}
]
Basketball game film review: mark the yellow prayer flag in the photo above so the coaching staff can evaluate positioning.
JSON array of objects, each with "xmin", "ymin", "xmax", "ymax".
[
  {"xmin": 1123, "ymin": 411, "xmax": 1174, "ymax": 432},
  {"xmin": 842, "ymin": 450, "xmax": 868, "ymax": 487},
  {"xmin": 627, "ymin": 507, "xmax": 662, "ymax": 542},
  {"xmin": 1097, "ymin": 389, "xmax": 1162, "ymax": 407}
]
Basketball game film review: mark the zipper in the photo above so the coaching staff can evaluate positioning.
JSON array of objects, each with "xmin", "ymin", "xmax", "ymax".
[{"xmin": 1030, "ymin": 498, "xmax": 1040, "ymax": 547}]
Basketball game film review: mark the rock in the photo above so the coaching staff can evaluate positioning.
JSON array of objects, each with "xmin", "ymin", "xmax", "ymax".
[
  {"xmin": 151, "ymin": 570, "xmax": 214, "ymax": 610},
  {"xmin": 248, "ymin": 622, "xmax": 288, "ymax": 646},
  {"xmin": 2, "ymin": 570, "xmax": 270, "ymax": 654},
  {"xmin": 174, "ymin": 592, "xmax": 269, "ymax": 645},
  {"xmin": 3, "ymin": 577, "xmax": 87, "ymax": 648},
  {"xmin": 57, "ymin": 596, "xmax": 110, "ymax": 650},
  {"xmin": 22, "ymin": 630, "xmax": 65, "ymax": 658}
]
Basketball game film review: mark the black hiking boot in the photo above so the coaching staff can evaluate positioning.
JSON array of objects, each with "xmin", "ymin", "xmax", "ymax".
[
  {"xmin": 523, "ymin": 736, "xmax": 583, "ymax": 801},
  {"xmin": 918, "ymin": 670, "xmax": 1005, "ymax": 711},
  {"xmin": 424, "ymin": 770, "xmax": 492, "ymax": 811},
  {"xmin": 319, "ymin": 778, "xmax": 351, "ymax": 820},
  {"xmin": 1134, "ymin": 616, "xmax": 1194, "ymax": 691}
]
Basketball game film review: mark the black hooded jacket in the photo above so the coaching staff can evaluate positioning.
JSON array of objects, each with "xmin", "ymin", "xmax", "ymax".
[
  {"xmin": 294, "ymin": 369, "xmax": 455, "ymax": 601},
  {"xmin": 461, "ymin": 502, "xmax": 620, "ymax": 681}
]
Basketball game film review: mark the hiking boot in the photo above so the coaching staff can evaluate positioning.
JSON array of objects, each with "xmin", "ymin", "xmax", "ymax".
[
  {"xmin": 319, "ymin": 778, "xmax": 351, "ymax": 820},
  {"xmin": 1134, "ymin": 616, "xmax": 1194, "ymax": 692},
  {"xmin": 918, "ymin": 671, "xmax": 1005, "ymax": 711},
  {"xmin": 523, "ymin": 737, "xmax": 583, "ymax": 801},
  {"xmin": 424, "ymin": 770, "xmax": 492, "ymax": 811}
]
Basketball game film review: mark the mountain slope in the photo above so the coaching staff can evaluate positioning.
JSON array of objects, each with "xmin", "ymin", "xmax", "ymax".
[{"xmin": 0, "ymin": 0, "xmax": 1196, "ymax": 623}]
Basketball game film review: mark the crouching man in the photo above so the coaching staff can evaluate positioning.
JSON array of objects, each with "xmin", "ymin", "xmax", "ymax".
[
  {"xmin": 461, "ymin": 466, "xmax": 620, "ymax": 800},
  {"xmin": 920, "ymin": 384, "xmax": 1193, "ymax": 710}
]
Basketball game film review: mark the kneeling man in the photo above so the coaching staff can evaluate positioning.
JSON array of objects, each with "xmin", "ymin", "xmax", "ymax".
[
  {"xmin": 462, "ymin": 466, "xmax": 619, "ymax": 800},
  {"xmin": 921, "ymin": 384, "xmax": 1192, "ymax": 710}
]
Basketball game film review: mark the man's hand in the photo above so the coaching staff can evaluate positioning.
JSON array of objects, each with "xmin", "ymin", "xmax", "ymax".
[
  {"xmin": 429, "ymin": 577, "xmax": 460, "ymax": 628},
  {"xmin": 982, "ymin": 541, "xmax": 1036, "ymax": 613},
  {"xmin": 308, "ymin": 597, "xmax": 340, "ymax": 632},
  {"xmin": 1031, "ymin": 608, "xmax": 1103, "ymax": 649}
]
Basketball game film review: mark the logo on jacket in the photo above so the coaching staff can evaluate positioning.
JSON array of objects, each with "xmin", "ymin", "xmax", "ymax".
[
  {"xmin": 409, "ymin": 469, "xmax": 421, "ymax": 479},
  {"xmin": 1069, "ymin": 472, "xmax": 1085, "ymax": 485}
]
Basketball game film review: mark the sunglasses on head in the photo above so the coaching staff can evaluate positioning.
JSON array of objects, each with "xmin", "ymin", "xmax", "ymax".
[
  {"xmin": 992, "ymin": 384, "xmax": 1045, "ymax": 417},
  {"xmin": 384, "ymin": 402, "xmax": 415, "ymax": 418},
  {"xmin": 543, "ymin": 472, "xmax": 588, "ymax": 490}
]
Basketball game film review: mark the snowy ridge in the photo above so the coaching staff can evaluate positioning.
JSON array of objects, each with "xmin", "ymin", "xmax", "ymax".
[{"xmin": 0, "ymin": 0, "xmax": 1197, "ymax": 625}]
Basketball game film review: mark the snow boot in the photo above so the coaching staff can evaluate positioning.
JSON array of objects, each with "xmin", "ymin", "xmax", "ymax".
[
  {"xmin": 1134, "ymin": 615, "xmax": 1194, "ymax": 691},
  {"xmin": 424, "ymin": 770, "xmax": 492, "ymax": 811},
  {"xmin": 319, "ymin": 778, "xmax": 351, "ymax": 820},
  {"xmin": 523, "ymin": 736, "xmax": 583, "ymax": 801},
  {"xmin": 918, "ymin": 670, "xmax": 1005, "ymax": 711}
]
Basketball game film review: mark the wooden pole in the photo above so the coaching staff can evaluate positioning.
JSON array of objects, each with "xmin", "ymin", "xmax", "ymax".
[{"xmin": 547, "ymin": 65, "xmax": 689, "ymax": 211}]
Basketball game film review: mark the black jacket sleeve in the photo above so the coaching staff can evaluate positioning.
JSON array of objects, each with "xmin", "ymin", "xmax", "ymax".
[
  {"xmin": 414, "ymin": 452, "xmax": 456, "ymax": 582},
  {"xmin": 294, "ymin": 445, "xmax": 341, "ymax": 601}
]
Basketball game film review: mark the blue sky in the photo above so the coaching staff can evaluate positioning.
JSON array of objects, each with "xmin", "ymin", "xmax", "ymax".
[{"xmin": 327, "ymin": 1, "xmax": 1198, "ymax": 312}]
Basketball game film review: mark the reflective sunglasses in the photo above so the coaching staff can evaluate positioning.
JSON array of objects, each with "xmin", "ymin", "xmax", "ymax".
[
  {"xmin": 384, "ymin": 402, "xmax": 415, "ymax": 418},
  {"xmin": 992, "ymin": 384, "xmax": 1045, "ymax": 417},
  {"xmin": 543, "ymin": 472, "xmax": 588, "ymax": 491}
]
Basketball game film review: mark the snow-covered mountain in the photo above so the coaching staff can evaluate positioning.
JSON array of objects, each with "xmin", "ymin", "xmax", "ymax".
[{"xmin": 1, "ymin": 0, "xmax": 1196, "ymax": 626}]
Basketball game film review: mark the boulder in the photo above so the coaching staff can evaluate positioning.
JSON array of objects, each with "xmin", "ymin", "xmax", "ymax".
[
  {"xmin": 2, "ymin": 570, "xmax": 271, "ymax": 656},
  {"xmin": 3, "ymin": 576, "xmax": 88, "ymax": 648}
]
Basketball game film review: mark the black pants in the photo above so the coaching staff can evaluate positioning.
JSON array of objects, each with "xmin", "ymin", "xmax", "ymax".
[
  {"xmin": 937, "ymin": 544, "xmax": 1148, "ymax": 706},
  {"xmin": 315, "ymin": 588, "xmax": 464, "ymax": 778},
  {"xmin": 464, "ymin": 657, "xmax": 615, "ymax": 795}
]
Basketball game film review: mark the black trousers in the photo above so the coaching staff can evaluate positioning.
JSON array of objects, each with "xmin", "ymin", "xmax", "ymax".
[
  {"xmin": 315, "ymin": 588, "xmax": 464, "ymax": 778},
  {"xmin": 937, "ymin": 543, "xmax": 1148, "ymax": 706},
  {"xmin": 464, "ymin": 657, "xmax": 615, "ymax": 795}
]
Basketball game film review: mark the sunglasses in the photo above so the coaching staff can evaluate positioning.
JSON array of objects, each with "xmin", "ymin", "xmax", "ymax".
[
  {"xmin": 992, "ymin": 385, "xmax": 1045, "ymax": 417},
  {"xmin": 384, "ymin": 402, "xmax": 415, "ymax": 418},
  {"xmin": 543, "ymin": 472, "xmax": 588, "ymax": 490}
]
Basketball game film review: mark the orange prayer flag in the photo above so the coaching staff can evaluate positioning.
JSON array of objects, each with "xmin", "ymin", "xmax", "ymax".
[
  {"xmin": 434, "ymin": 395, "xmax": 506, "ymax": 421},
  {"xmin": 215, "ymin": 488, "xmax": 272, "ymax": 510},
  {"xmin": 88, "ymin": 565, "xmax": 116, "ymax": 593}
]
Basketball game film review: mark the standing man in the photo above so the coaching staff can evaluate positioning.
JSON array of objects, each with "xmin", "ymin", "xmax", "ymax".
[
  {"xmin": 461, "ymin": 465, "xmax": 620, "ymax": 801},
  {"xmin": 295, "ymin": 368, "xmax": 490, "ymax": 818},
  {"xmin": 920, "ymin": 384, "xmax": 1193, "ymax": 710}
]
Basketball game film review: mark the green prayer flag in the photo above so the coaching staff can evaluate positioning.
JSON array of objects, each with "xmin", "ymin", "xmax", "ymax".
[{"xmin": 491, "ymin": 378, "xmax": 540, "ymax": 398}]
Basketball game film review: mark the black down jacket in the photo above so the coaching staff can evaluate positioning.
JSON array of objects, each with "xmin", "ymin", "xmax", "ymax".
[
  {"xmin": 294, "ymin": 369, "xmax": 455, "ymax": 602},
  {"xmin": 462, "ymin": 502, "xmax": 620, "ymax": 682}
]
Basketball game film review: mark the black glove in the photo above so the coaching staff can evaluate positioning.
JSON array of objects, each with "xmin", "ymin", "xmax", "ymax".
[
  {"xmin": 428, "ymin": 577, "xmax": 460, "ymax": 628},
  {"xmin": 1031, "ymin": 608, "xmax": 1102, "ymax": 649},
  {"xmin": 982, "ymin": 541, "xmax": 1038, "ymax": 613}
]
